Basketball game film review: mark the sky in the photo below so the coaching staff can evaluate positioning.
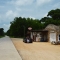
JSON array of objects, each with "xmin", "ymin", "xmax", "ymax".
[{"xmin": 0, "ymin": 0, "xmax": 60, "ymax": 32}]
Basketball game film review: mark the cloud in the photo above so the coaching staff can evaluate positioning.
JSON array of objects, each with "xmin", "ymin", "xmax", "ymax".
[
  {"xmin": 7, "ymin": 0, "xmax": 52, "ymax": 7},
  {"xmin": 15, "ymin": 0, "xmax": 34, "ymax": 6},
  {"xmin": 5, "ymin": 10, "xmax": 19, "ymax": 22},
  {"xmin": 6, "ymin": 10, "xmax": 13, "ymax": 17},
  {"xmin": 6, "ymin": 10, "xmax": 18, "ymax": 17},
  {"xmin": 29, "ymin": 16, "xmax": 36, "ymax": 19},
  {"xmin": 43, "ymin": 13, "xmax": 48, "ymax": 17},
  {"xmin": 36, "ymin": 0, "xmax": 52, "ymax": 6},
  {"xmin": 0, "ymin": 15, "xmax": 2, "ymax": 23},
  {"xmin": 7, "ymin": 0, "xmax": 34, "ymax": 6},
  {"xmin": 3, "ymin": 24, "xmax": 11, "ymax": 32},
  {"xmin": 0, "ymin": 10, "xmax": 19, "ymax": 24},
  {"xmin": 0, "ymin": 6, "xmax": 4, "ymax": 8},
  {"xmin": 0, "ymin": 15, "xmax": 1, "ymax": 18},
  {"xmin": 0, "ymin": 23, "xmax": 10, "ymax": 32},
  {"xmin": 0, "ymin": 0, "xmax": 60, "ymax": 32},
  {"xmin": 53, "ymin": 2, "xmax": 60, "ymax": 8},
  {"xmin": 16, "ymin": 8, "xmax": 21, "ymax": 11}
]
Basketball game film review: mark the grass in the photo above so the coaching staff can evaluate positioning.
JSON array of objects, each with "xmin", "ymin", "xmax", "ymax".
[{"xmin": 0, "ymin": 35, "xmax": 5, "ymax": 38}]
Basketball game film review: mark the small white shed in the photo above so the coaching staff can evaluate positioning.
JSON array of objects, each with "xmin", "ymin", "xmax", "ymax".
[
  {"xmin": 30, "ymin": 24, "xmax": 60, "ymax": 44},
  {"xmin": 45, "ymin": 24, "xmax": 60, "ymax": 43}
]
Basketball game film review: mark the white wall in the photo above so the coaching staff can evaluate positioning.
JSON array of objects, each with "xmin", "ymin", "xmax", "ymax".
[{"xmin": 50, "ymin": 32, "xmax": 56, "ymax": 42}]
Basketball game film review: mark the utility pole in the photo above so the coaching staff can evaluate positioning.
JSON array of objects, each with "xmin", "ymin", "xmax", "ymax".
[{"xmin": 23, "ymin": 26, "xmax": 25, "ymax": 38}]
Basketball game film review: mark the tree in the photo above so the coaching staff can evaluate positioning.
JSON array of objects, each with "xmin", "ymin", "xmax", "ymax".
[
  {"xmin": 47, "ymin": 9, "xmax": 60, "ymax": 20},
  {"xmin": 6, "ymin": 8, "xmax": 60, "ymax": 38},
  {"xmin": 0, "ymin": 28, "xmax": 4, "ymax": 36},
  {"xmin": 7, "ymin": 17, "xmax": 41, "ymax": 37}
]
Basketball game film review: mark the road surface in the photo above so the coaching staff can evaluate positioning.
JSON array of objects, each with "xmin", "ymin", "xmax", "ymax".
[{"xmin": 0, "ymin": 36, "xmax": 22, "ymax": 60}]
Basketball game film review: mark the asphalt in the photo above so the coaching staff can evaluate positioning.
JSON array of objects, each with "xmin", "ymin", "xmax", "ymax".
[{"xmin": 0, "ymin": 36, "xmax": 22, "ymax": 60}]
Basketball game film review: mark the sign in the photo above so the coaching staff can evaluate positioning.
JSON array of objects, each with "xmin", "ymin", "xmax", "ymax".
[{"xmin": 28, "ymin": 27, "xmax": 32, "ymax": 30}]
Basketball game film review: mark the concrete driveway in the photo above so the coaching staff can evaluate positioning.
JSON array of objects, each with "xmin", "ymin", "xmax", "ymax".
[{"xmin": 0, "ymin": 36, "xmax": 22, "ymax": 60}]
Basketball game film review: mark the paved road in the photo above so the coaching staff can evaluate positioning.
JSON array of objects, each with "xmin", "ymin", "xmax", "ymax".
[{"xmin": 0, "ymin": 36, "xmax": 22, "ymax": 60}]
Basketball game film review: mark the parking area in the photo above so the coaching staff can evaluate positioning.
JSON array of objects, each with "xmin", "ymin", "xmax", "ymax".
[{"xmin": 11, "ymin": 38, "xmax": 60, "ymax": 60}]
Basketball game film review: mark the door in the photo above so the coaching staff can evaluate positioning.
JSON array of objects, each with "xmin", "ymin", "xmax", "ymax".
[
  {"xmin": 58, "ymin": 35, "xmax": 60, "ymax": 41},
  {"xmin": 50, "ymin": 32, "xmax": 56, "ymax": 42}
]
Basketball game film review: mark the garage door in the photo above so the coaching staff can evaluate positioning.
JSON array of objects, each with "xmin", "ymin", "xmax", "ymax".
[{"xmin": 50, "ymin": 33, "xmax": 56, "ymax": 42}]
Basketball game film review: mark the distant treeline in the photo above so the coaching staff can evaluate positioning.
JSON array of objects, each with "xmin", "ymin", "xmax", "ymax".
[
  {"xmin": 0, "ymin": 28, "xmax": 5, "ymax": 37},
  {"xmin": 6, "ymin": 8, "xmax": 60, "ymax": 38}
]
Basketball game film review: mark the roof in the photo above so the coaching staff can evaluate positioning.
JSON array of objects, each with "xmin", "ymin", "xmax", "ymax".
[
  {"xmin": 45, "ymin": 24, "xmax": 59, "ymax": 31},
  {"xmin": 31, "ymin": 30, "xmax": 48, "ymax": 32}
]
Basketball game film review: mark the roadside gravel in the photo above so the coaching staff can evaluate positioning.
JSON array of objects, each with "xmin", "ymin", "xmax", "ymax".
[{"xmin": 11, "ymin": 38, "xmax": 60, "ymax": 60}]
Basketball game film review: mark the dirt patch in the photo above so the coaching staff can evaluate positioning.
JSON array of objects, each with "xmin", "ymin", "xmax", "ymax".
[{"xmin": 11, "ymin": 38, "xmax": 60, "ymax": 60}]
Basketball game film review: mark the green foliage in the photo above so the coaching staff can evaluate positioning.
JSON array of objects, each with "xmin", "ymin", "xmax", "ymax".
[
  {"xmin": 6, "ymin": 8, "xmax": 60, "ymax": 38},
  {"xmin": 47, "ymin": 9, "xmax": 60, "ymax": 20},
  {"xmin": 6, "ymin": 17, "xmax": 42, "ymax": 37},
  {"xmin": 40, "ymin": 8, "xmax": 60, "ymax": 26},
  {"xmin": 0, "ymin": 28, "xmax": 5, "ymax": 37}
]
